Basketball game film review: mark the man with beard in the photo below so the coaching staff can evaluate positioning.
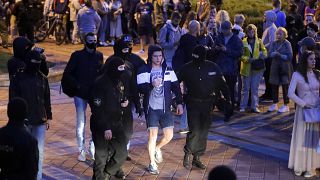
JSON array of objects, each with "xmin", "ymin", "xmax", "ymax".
[
  {"xmin": 61, "ymin": 32, "xmax": 104, "ymax": 162},
  {"xmin": 89, "ymin": 57, "xmax": 132, "ymax": 180},
  {"xmin": 9, "ymin": 50, "xmax": 52, "ymax": 180},
  {"xmin": 178, "ymin": 45, "xmax": 231, "ymax": 169}
]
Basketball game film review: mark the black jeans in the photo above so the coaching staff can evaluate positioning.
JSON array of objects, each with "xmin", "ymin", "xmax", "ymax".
[
  {"xmin": 224, "ymin": 75, "xmax": 237, "ymax": 108},
  {"xmin": 184, "ymin": 102, "xmax": 212, "ymax": 156},
  {"xmin": 272, "ymin": 84, "xmax": 289, "ymax": 104},
  {"xmin": 92, "ymin": 130, "xmax": 128, "ymax": 180},
  {"xmin": 18, "ymin": 24, "xmax": 34, "ymax": 42},
  {"xmin": 262, "ymin": 58, "xmax": 272, "ymax": 99}
]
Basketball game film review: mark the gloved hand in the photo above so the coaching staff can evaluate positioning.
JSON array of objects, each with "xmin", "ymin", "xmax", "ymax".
[{"xmin": 136, "ymin": 108, "xmax": 144, "ymax": 118}]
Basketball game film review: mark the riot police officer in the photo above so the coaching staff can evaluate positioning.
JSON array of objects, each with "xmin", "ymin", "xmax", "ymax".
[
  {"xmin": 89, "ymin": 57, "xmax": 135, "ymax": 180},
  {"xmin": 178, "ymin": 45, "xmax": 231, "ymax": 169}
]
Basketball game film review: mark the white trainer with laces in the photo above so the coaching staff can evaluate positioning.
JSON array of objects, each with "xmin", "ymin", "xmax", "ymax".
[
  {"xmin": 78, "ymin": 149, "xmax": 86, "ymax": 162},
  {"xmin": 268, "ymin": 104, "xmax": 278, "ymax": 112},
  {"xmin": 278, "ymin": 105, "xmax": 289, "ymax": 113},
  {"xmin": 155, "ymin": 149, "xmax": 163, "ymax": 163}
]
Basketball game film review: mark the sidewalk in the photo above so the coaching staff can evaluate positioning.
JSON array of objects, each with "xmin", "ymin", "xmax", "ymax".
[
  {"xmin": 0, "ymin": 83, "xmax": 314, "ymax": 180},
  {"xmin": 0, "ymin": 42, "xmax": 317, "ymax": 179}
]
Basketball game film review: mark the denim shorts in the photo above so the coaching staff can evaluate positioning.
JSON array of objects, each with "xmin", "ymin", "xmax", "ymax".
[{"xmin": 146, "ymin": 108, "xmax": 173, "ymax": 129}]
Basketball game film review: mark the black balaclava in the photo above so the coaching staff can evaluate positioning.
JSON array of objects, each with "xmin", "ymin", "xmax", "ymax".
[
  {"xmin": 25, "ymin": 50, "xmax": 42, "ymax": 74},
  {"xmin": 85, "ymin": 33, "xmax": 97, "ymax": 51},
  {"xmin": 7, "ymin": 97, "xmax": 28, "ymax": 126},
  {"xmin": 12, "ymin": 37, "xmax": 33, "ymax": 59},
  {"xmin": 106, "ymin": 57, "xmax": 125, "ymax": 84},
  {"xmin": 114, "ymin": 34, "xmax": 133, "ymax": 60},
  {"xmin": 192, "ymin": 45, "xmax": 207, "ymax": 66}
]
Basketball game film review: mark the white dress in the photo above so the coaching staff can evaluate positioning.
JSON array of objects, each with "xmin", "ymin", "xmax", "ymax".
[{"xmin": 288, "ymin": 71, "xmax": 320, "ymax": 173}]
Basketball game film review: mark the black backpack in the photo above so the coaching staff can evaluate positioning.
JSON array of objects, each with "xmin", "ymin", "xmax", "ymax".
[{"xmin": 61, "ymin": 71, "xmax": 77, "ymax": 97}]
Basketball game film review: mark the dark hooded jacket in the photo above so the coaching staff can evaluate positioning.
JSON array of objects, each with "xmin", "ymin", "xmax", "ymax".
[
  {"xmin": 0, "ymin": 122, "xmax": 39, "ymax": 180},
  {"xmin": 9, "ymin": 71, "xmax": 52, "ymax": 125},
  {"xmin": 137, "ymin": 50, "xmax": 183, "ymax": 115},
  {"xmin": 7, "ymin": 37, "xmax": 32, "ymax": 77},
  {"xmin": 62, "ymin": 48, "xmax": 104, "ymax": 100},
  {"xmin": 7, "ymin": 37, "xmax": 49, "ymax": 79},
  {"xmin": 89, "ymin": 57, "xmax": 134, "ymax": 137}
]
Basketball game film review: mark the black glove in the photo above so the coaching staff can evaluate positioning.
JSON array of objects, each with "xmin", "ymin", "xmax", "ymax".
[{"xmin": 136, "ymin": 107, "xmax": 144, "ymax": 118}]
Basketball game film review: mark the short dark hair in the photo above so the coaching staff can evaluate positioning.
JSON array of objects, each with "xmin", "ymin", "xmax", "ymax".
[
  {"xmin": 307, "ymin": 22, "xmax": 319, "ymax": 32},
  {"xmin": 171, "ymin": 11, "xmax": 182, "ymax": 20},
  {"xmin": 272, "ymin": 0, "xmax": 281, "ymax": 7},
  {"xmin": 85, "ymin": 32, "xmax": 95, "ymax": 39},
  {"xmin": 208, "ymin": 165, "xmax": 237, "ymax": 180}
]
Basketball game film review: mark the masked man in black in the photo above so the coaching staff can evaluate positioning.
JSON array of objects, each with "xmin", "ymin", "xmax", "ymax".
[
  {"xmin": 7, "ymin": 37, "xmax": 49, "ymax": 80},
  {"xmin": 112, "ymin": 34, "xmax": 145, "ymax": 155},
  {"xmin": 178, "ymin": 45, "xmax": 231, "ymax": 169},
  {"xmin": 62, "ymin": 32, "xmax": 103, "ymax": 162},
  {"xmin": 89, "ymin": 57, "xmax": 135, "ymax": 180},
  {"xmin": 9, "ymin": 50, "xmax": 52, "ymax": 180},
  {"xmin": 0, "ymin": 97, "xmax": 39, "ymax": 180}
]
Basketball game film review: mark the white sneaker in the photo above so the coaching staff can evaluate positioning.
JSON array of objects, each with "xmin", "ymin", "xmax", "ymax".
[
  {"xmin": 278, "ymin": 105, "xmax": 289, "ymax": 113},
  {"xmin": 108, "ymin": 40, "xmax": 114, "ymax": 46},
  {"xmin": 304, "ymin": 171, "xmax": 314, "ymax": 178},
  {"xmin": 239, "ymin": 108, "xmax": 245, "ymax": 112},
  {"xmin": 294, "ymin": 170, "xmax": 302, "ymax": 176},
  {"xmin": 268, "ymin": 104, "xmax": 278, "ymax": 112},
  {"xmin": 99, "ymin": 42, "xmax": 107, "ymax": 47},
  {"xmin": 78, "ymin": 150, "xmax": 86, "ymax": 162},
  {"xmin": 252, "ymin": 108, "xmax": 261, "ymax": 113},
  {"xmin": 137, "ymin": 49, "xmax": 145, "ymax": 54},
  {"xmin": 155, "ymin": 149, "xmax": 163, "ymax": 163}
]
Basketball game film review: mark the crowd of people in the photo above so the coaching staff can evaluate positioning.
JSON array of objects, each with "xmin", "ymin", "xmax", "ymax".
[{"xmin": 0, "ymin": 0, "xmax": 320, "ymax": 179}]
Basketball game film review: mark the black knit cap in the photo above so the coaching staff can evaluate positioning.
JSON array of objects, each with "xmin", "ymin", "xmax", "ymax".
[
  {"xmin": 192, "ymin": 45, "xmax": 207, "ymax": 64},
  {"xmin": 7, "ymin": 97, "xmax": 28, "ymax": 122}
]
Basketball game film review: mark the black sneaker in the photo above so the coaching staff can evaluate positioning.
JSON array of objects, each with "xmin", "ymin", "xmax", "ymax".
[{"xmin": 115, "ymin": 168, "xmax": 125, "ymax": 179}]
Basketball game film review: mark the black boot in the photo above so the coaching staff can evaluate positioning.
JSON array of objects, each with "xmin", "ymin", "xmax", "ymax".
[
  {"xmin": 183, "ymin": 153, "xmax": 190, "ymax": 169},
  {"xmin": 192, "ymin": 156, "xmax": 206, "ymax": 169},
  {"xmin": 115, "ymin": 168, "xmax": 125, "ymax": 179}
]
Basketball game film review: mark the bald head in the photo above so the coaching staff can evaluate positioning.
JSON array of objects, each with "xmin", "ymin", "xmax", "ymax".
[{"xmin": 188, "ymin": 20, "xmax": 200, "ymax": 37}]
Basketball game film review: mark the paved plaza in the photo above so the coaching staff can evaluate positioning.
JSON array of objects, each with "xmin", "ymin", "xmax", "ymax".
[{"xmin": 0, "ymin": 42, "xmax": 319, "ymax": 179}]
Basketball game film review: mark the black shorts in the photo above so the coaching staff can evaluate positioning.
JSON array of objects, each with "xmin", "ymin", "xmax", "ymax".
[{"xmin": 138, "ymin": 25, "xmax": 153, "ymax": 36}]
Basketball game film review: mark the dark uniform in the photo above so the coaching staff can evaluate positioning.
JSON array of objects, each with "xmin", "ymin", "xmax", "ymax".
[
  {"xmin": 178, "ymin": 45, "xmax": 231, "ymax": 169},
  {"xmin": 0, "ymin": 98, "xmax": 39, "ymax": 180},
  {"xmin": 89, "ymin": 57, "xmax": 137, "ymax": 180}
]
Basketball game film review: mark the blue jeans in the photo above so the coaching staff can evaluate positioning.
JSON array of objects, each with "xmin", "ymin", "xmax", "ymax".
[
  {"xmin": 240, "ymin": 72, "xmax": 263, "ymax": 109},
  {"xmin": 180, "ymin": 105, "xmax": 188, "ymax": 129},
  {"xmin": 27, "ymin": 124, "xmax": 46, "ymax": 180},
  {"xmin": 74, "ymin": 97, "xmax": 95, "ymax": 155}
]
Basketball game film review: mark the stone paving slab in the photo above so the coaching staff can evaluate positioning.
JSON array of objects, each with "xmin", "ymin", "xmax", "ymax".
[
  {"xmin": 0, "ymin": 42, "xmax": 318, "ymax": 179},
  {"xmin": 0, "ymin": 83, "xmax": 318, "ymax": 179}
]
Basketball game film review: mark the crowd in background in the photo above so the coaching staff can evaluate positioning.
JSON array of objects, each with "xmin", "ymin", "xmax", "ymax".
[{"xmin": 1, "ymin": 0, "xmax": 320, "ymax": 179}]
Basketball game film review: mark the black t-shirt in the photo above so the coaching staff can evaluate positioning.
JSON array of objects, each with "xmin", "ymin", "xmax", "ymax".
[{"xmin": 135, "ymin": 2, "xmax": 153, "ymax": 27}]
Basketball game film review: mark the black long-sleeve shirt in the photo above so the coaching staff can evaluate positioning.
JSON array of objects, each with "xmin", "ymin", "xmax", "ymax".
[{"xmin": 178, "ymin": 61, "xmax": 230, "ymax": 102}]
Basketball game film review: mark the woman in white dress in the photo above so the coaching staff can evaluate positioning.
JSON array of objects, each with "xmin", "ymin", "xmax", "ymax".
[{"xmin": 288, "ymin": 50, "xmax": 320, "ymax": 178}]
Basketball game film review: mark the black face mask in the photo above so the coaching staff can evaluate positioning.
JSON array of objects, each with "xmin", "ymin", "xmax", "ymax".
[
  {"xmin": 86, "ymin": 42, "xmax": 97, "ymax": 50},
  {"xmin": 107, "ymin": 57, "xmax": 125, "ymax": 84},
  {"xmin": 26, "ymin": 62, "xmax": 40, "ymax": 74}
]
